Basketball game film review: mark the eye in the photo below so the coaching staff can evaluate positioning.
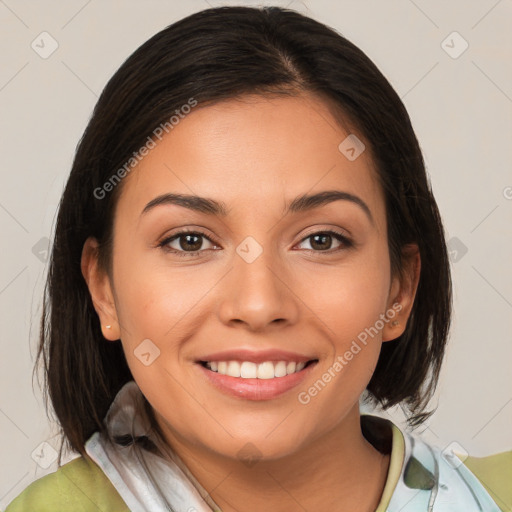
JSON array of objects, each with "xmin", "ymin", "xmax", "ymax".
[
  {"xmin": 158, "ymin": 230, "xmax": 218, "ymax": 257},
  {"xmin": 296, "ymin": 230, "xmax": 353, "ymax": 253},
  {"xmin": 158, "ymin": 228, "xmax": 353, "ymax": 258}
]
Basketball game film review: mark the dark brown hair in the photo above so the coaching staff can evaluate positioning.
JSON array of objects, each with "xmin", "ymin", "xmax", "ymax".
[{"xmin": 36, "ymin": 5, "xmax": 452, "ymax": 460}]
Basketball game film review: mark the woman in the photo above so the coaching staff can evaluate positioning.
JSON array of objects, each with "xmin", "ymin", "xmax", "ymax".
[{"xmin": 5, "ymin": 5, "xmax": 510, "ymax": 511}]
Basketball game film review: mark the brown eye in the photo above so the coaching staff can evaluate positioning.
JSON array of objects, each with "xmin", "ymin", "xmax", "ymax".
[
  {"xmin": 297, "ymin": 231, "xmax": 352, "ymax": 252},
  {"xmin": 174, "ymin": 233, "xmax": 204, "ymax": 251},
  {"xmin": 159, "ymin": 230, "xmax": 218, "ymax": 257}
]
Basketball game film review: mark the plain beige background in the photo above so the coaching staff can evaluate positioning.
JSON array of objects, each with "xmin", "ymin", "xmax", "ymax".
[{"xmin": 1, "ymin": 0, "xmax": 511, "ymax": 507}]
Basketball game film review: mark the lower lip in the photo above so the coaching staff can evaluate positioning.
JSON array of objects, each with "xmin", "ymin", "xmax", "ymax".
[{"xmin": 197, "ymin": 362, "xmax": 317, "ymax": 401}]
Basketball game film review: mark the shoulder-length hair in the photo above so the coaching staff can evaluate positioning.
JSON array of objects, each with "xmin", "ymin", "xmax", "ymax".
[{"xmin": 37, "ymin": 5, "xmax": 452, "ymax": 459}]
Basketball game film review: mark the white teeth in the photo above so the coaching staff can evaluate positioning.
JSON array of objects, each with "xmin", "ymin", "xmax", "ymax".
[
  {"xmin": 226, "ymin": 361, "xmax": 241, "ymax": 377},
  {"xmin": 257, "ymin": 361, "xmax": 275, "ymax": 379},
  {"xmin": 274, "ymin": 361, "xmax": 287, "ymax": 377},
  {"xmin": 240, "ymin": 361, "xmax": 257, "ymax": 378},
  {"xmin": 205, "ymin": 360, "xmax": 310, "ymax": 378}
]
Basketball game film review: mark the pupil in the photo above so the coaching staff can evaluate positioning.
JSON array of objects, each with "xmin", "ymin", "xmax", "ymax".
[
  {"xmin": 181, "ymin": 234, "xmax": 202, "ymax": 251},
  {"xmin": 178, "ymin": 233, "xmax": 333, "ymax": 252},
  {"xmin": 312, "ymin": 233, "xmax": 331, "ymax": 251}
]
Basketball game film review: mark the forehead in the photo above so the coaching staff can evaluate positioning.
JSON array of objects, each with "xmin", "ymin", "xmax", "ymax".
[{"xmin": 116, "ymin": 93, "xmax": 385, "ymax": 225}]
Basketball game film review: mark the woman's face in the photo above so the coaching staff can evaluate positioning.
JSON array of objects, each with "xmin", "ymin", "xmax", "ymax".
[{"xmin": 85, "ymin": 93, "xmax": 418, "ymax": 462}]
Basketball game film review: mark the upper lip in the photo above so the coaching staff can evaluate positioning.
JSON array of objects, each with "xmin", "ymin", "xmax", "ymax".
[{"xmin": 196, "ymin": 349, "xmax": 317, "ymax": 364}]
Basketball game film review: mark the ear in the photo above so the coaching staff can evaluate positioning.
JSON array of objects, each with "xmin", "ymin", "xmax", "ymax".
[
  {"xmin": 382, "ymin": 243, "xmax": 421, "ymax": 342},
  {"xmin": 81, "ymin": 236, "xmax": 120, "ymax": 341}
]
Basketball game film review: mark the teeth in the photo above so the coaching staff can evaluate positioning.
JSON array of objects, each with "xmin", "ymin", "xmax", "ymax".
[
  {"xmin": 205, "ymin": 360, "xmax": 309, "ymax": 378},
  {"xmin": 257, "ymin": 361, "xmax": 275, "ymax": 379},
  {"xmin": 226, "ymin": 361, "xmax": 241, "ymax": 377},
  {"xmin": 274, "ymin": 361, "xmax": 287, "ymax": 378},
  {"xmin": 240, "ymin": 361, "xmax": 257, "ymax": 378}
]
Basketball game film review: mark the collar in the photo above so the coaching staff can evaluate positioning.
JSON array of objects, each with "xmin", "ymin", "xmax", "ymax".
[
  {"xmin": 360, "ymin": 413, "xmax": 405, "ymax": 511},
  {"xmin": 85, "ymin": 380, "xmax": 500, "ymax": 512},
  {"xmin": 86, "ymin": 380, "xmax": 221, "ymax": 511}
]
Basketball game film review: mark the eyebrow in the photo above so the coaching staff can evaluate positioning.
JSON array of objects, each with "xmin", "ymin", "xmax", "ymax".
[{"xmin": 141, "ymin": 190, "xmax": 374, "ymax": 224}]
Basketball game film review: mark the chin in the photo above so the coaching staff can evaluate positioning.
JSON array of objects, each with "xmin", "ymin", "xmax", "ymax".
[{"xmin": 204, "ymin": 429, "xmax": 308, "ymax": 464}]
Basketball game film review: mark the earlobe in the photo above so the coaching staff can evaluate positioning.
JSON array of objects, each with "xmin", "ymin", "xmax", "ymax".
[
  {"xmin": 81, "ymin": 237, "xmax": 120, "ymax": 341},
  {"xmin": 382, "ymin": 244, "xmax": 421, "ymax": 342}
]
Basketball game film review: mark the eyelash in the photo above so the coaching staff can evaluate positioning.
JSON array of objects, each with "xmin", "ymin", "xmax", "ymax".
[{"xmin": 158, "ymin": 228, "xmax": 353, "ymax": 258}]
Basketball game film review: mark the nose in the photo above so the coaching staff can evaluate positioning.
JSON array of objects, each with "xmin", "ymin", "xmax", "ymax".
[{"xmin": 217, "ymin": 247, "xmax": 300, "ymax": 332}]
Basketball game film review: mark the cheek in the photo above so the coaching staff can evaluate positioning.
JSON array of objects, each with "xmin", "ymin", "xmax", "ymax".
[
  {"xmin": 297, "ymin": 242, "xmax": 391, "ymax": 401},
  {"xmin": 111, "ymin": 260, "xmax": 212, "ymax": 422},
  {"xmin": 112, "ymin": 251, "xmax": 212, "ymax": 341},
  {"xmin": 299, "ymin": 244, "xmax": 391, "ymax": 343}
]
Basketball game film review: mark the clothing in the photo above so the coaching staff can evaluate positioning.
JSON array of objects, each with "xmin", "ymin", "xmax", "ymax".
[{"xmin": 5, "ymin": 380, "xmax": 511, "ymax": 511}]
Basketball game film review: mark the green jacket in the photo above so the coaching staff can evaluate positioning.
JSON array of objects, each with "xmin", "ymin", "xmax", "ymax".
[
  {"xmin": 4, "ymin": 450, "xmax": 512, "ymax": 511},
  {"xmin": 4, "ymin": 455, "xmax": 130, "ymax": 512}
]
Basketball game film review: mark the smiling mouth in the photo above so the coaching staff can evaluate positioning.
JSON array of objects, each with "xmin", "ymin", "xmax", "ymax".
[{"xmin": 199, "ymin": 359, "xmax": 318, "ymax": 379}]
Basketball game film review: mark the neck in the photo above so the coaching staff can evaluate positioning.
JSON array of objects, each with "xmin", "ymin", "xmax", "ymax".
[{"xmin": 155, "ymin": 406, "xmax": 391, "ymax": 512}]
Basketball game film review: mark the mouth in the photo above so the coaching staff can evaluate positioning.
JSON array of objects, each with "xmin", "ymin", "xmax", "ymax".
[
  {"xmin": 195, "ymin": 354, "xmax": 319, "ymax": 401},
  {"xmin": 199, "ymin": 359, "xmax": 317, "ymax": 379}
]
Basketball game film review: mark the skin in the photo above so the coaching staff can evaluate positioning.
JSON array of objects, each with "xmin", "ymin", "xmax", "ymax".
[{"xmin": 82, "ymin": 92, "xmax": 420, "ymax": 511}]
